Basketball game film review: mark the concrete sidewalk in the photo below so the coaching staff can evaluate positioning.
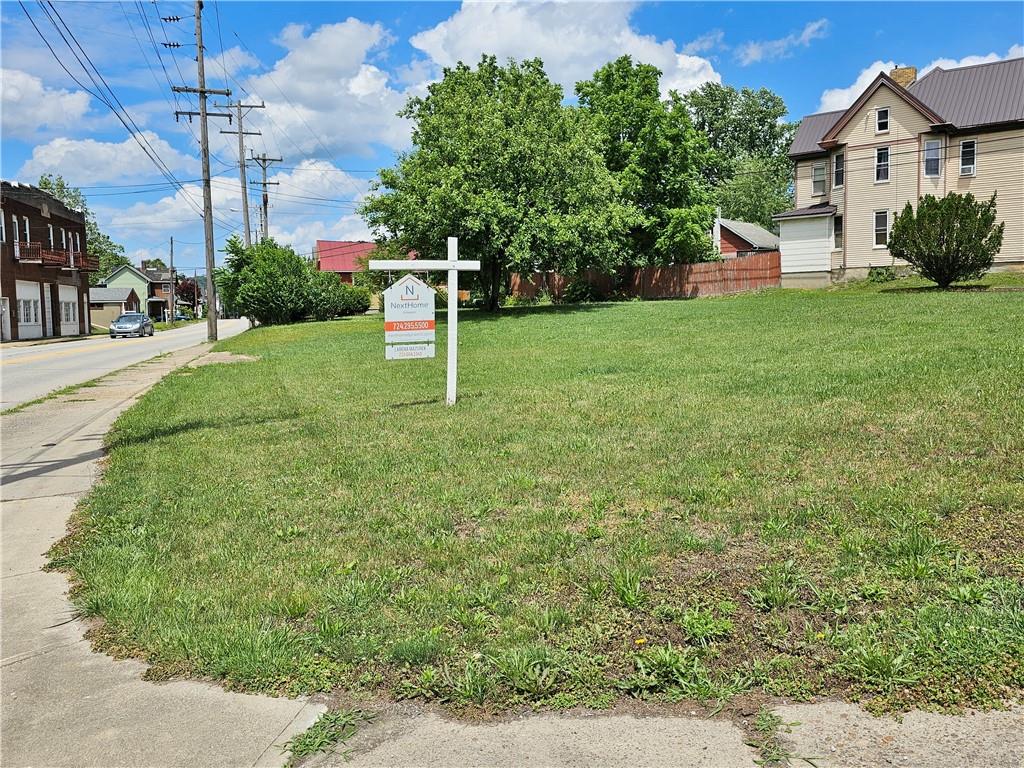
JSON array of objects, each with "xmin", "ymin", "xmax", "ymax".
[{"xmin": 1, "ymin": 345, "xmax": 323, "ymax": 768}]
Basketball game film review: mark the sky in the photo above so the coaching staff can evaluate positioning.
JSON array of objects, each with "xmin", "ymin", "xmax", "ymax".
[{"xmin": 1, "ymin": 1, "xmax": 1021, "ymax": 274}]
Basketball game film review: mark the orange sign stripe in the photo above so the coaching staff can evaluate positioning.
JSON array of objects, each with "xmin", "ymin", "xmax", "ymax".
[{"xmin": 384, "ymin": 320, "xmax": 436, "ymax": 332}]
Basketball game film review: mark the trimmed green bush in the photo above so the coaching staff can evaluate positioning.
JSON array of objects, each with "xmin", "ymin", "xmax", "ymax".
[{"xmin": 888, "ymin": 192, "xmax": 1004, "ymax": 289}]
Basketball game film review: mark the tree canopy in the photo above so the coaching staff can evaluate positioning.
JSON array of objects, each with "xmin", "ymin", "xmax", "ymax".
[
  {"xmin": 576, "ymin": 56, "xmax": 716, "ymax": 265},
  {"xmin": 361, "ymin": 55, "xmax": 634, "ymax": 310},
  {"xmin": 37, "ymin": 174, "xmax": 131, "ymax": 285}
]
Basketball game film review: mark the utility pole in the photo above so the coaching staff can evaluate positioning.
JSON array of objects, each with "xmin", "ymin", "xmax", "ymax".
[
  {"xmin": 170, "ymin": 0, "xmax": 231, "ymax": 342},
  {"xmin": 216, "ymin": 100, "xmax": 264, "ymax": 247},
  {"xmin": 169, "ymin": 236, "xmax": 175, "ymax": 324},
  {"xmin": 250, "ymin": 152, "xmax": 281, "ymax": 241}
]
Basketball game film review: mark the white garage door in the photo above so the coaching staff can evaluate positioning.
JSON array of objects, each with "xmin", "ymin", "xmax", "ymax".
[
  {"xmin": 15, "ymin": 280, "xmax": 42, "ymax": 339},
  {"xmin": 779, "ymin": 216, "xmax": 831, "ymax": 274},
  {"xmin": 58, "ymin": 284, "xmax": 80, "ymax": 336}
]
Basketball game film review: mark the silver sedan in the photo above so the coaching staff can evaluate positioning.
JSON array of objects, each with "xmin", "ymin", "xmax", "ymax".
[{"xmin": 109, "ymin": 313, "xmax": 155, "ymax": 338}]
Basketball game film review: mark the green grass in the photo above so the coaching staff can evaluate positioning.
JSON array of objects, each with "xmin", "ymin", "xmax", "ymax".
[
  {"xmin": 51, "ymin": 275, "xmax": 1024, "ymax": 714},
  {"xmin": 154, "ymin": 318, "xmax": 202, "ymax": 332}
]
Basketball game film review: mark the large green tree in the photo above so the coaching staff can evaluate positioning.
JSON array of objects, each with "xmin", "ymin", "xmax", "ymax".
[
  {"xmin": 37, "ymin": 174, "xmax": 131, "ymax": 285},
  {"xmin": 576, "ymin": 56, "xmax": 716, "ymax": 265},
  {"xmin": 361, "ymin": 55, "xmax": 634, "ymax": 311},
  {"xmin": 684, "ymin": 83, "xmax": 796, "ymax": 229}
]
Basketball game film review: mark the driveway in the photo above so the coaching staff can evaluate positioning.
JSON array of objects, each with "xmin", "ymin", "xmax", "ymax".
[{"xmin": 0, "ymin": 318, "xmax": 249, "ymax": 409}]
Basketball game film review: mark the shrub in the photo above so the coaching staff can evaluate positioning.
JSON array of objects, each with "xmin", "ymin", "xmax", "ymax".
[
  {"xmin": 888, "ymin": 192, "xmax": 1004, "ymax": 288},
  {"xmin": 867, "ymin": 266, "xmax": 897, "ymax": 283},
  {"xmin": 236, "ymin": 240, "xmax": 311, "ymax": 325},
  {"xmin": 308, "ymin": 270, "xmax": 346, "ymax": 321},
  {"xmin": 337, "ymin": 284, "xmax": 371, "ymax": 316}
]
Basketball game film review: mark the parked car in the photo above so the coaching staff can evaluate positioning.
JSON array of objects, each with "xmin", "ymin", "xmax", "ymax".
[
  {"xmin": 109, "ymin": 312, "xmax": 155, "ymax": 338},
  {"xmin": 173, "ymin": 312, "xmax": 190, "ymax": 321}
]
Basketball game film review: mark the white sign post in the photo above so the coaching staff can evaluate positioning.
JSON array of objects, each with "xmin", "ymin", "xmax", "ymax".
[{"xmin": 369, "ymin": 237, "xmax": 481, "ymax": 405}]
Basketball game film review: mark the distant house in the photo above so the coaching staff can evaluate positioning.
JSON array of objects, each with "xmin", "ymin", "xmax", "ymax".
[
  {"xmin": 712, "ymin": 217, "xmax": 780, "ymax": 258},
  {"xmin": 776, "ymin": 58, "xmax": 1023, "ymax": 286},
  {"xmin": 314, "ymin": 240, "xmax": 377, "ymax": 284},
  {"xmin": 89, "ymin": 286, "xmax": 140, "ymax": 328},
  {"xmin": 102, "ymin": 264, "xmax": 177, "ymax": 320}
]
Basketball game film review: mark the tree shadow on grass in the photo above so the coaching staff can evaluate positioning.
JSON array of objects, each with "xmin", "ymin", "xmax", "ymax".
[
  {"xmin": 456, "ymin": 302, "xmax": 612, "ymax": 325},
  {"xmin": 107, "ymin": 411, "xmax": 300, "ymax": 449}
]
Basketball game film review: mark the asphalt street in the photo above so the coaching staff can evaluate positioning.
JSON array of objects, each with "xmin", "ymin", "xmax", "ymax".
[{"xmin": 0, "ymin": 318, "xmax": 249, "ymax": 409}]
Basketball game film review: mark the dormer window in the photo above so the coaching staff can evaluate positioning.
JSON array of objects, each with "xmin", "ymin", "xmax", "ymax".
[
  {"xmin": 812, "ymin": 163, "xmax": 826, "ymax": 196},
  {"xmin": 876, "ymin": 107, "xmax": 890, "ymax": 133}
]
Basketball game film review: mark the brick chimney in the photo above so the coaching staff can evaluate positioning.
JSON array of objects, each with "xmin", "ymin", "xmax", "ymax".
[{"xmin": 890, "ymin": 66, "xmax": 917, "ymax": 88}]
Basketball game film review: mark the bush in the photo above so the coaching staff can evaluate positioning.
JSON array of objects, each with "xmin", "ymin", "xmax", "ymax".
[
  {"xmin": 308, "ymin": 272, "xmax": 371, "ymax": 320},
  {"xmin": 236, "ymin": 240, "xmax": 311, "ymax": 325},
  {"xmin": 337, "ymin": 284, "xmax": 371, "ymax": 316},
  {"xmin": 888, "ymin": 192, "xmax": 1004, "ymax": 288},
  {"xmin": 867, "ymin": 266, "xmax": 897, "ymax": 283}
]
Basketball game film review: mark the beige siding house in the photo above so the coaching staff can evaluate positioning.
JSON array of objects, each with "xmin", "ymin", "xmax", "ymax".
[{"xmin": 776, "ymin": 58, "xmax": 1024, "ymax": 286}]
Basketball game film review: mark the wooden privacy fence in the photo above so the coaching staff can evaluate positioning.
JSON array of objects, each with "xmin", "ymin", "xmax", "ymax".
[{"xmin": 510, "ymin": 250, "xmax": 781, "ymax": 301}]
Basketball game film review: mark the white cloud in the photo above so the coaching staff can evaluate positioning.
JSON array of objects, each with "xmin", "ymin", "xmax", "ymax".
[
  {"xmin": 0, "ymin": 68, "xmax": 91, "ymax": 140},
  {"xmin": 206, "ymin": 46, "xmax": 260, "ymax": 78},
  {"xmin": 736, "ymin": 19, "xmax": 829, "ymax": 66},
  {"xmin": 921, "ymin": 43, "xmax": 1024, "ymax": 75},
  {"xmin": 409, "ymin": 2, "xmax": 721, "ymax": 97},
  {"xmin": 241, "ymin": 19, "xmax": 413, "ymax": 159},
  {"xmin": 682, "ymin": 30, "xmax": 725, "ymax": 56},
  {"xmin": 817, "ymin": 59, "xmax": 895, "ymax": 112},
  {"xmin": 17, "ymin": 132, "xmax": 198, "ymax": 185},
  {"xmin": 817, "ymin": 44, "xmax": 1024, "ymax": 112}
]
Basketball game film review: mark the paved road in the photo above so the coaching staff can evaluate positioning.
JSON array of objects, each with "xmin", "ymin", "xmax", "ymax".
[{"xmin": 0, "ymin": 318, "xmax": 249, "ymax": 409}]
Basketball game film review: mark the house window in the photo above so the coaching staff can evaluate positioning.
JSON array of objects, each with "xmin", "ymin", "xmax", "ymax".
[
  {"xmin": 23, "ymin": 216, "xmax": 30, "ymax": 243},
  {"xmin": 960, "ymin": 140, "xmax": 976, "ymax": 176},
  {"xmin": 833, "ymin": 153, "xmax": 845, "ymax": 188},
  {"xmin": 924, "ymin": 140, "xmax": 941, "ymax": 177},
  {"xmin": 12, "ymin": 216, "xmax": 19, "ymax": 242},
  {"xmin": 874, "ymin": 210, "xmax": 889, "ymax": 248},
  {"xmin": 834, "ymin": 215, "xmax": 844, "ymax": 250},
  {"xmin": 62, "ymin": 301, "xmax": 77, "ymax": 323},
  {"xmin": 875, "ymin": 147, "xmax": 890, "ymax": 182},
  {"xmin": 812, "ymin": 163, "xmax": 826, "ymax": 196},
  {"xmin": 61, "ymin": 228, "xmax": 67, "ymax": 249},
  {"xmin": 48, "ymin": 224, "xmax": 55, "ymax": 248},
  {"xmin": 876, "ymin": 107, "xmax": 890, "ymax": 133},
  {"xmin": 74, "ymin": 232, "xmax": 81, "ymax": 252},
  {"xmin": 0, "ymin": 209, "xmax": 4, "ymax": 242},
  {"xmin": 19, "ymin": 299, "xmax": 40, "ymax": 324}
]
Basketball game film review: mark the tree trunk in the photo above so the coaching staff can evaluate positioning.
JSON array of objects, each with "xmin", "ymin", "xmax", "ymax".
[{"xmin": 486, "ymin": 256, "xmax": 503, "ymax": 312}]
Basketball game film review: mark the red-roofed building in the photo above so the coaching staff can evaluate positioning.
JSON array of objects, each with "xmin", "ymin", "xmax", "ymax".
[{"xmin": 314, "ymin": 240, "xmax": 377, "ymax": 284}]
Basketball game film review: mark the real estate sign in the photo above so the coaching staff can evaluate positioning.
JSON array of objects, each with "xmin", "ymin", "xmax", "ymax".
[{"xmin": 383, "ymin": 274, "xmax": 435, "ymax": 358}]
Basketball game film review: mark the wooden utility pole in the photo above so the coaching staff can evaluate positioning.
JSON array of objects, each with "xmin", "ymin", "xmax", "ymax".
[
  {"xmin": 217, "ymin": 101, "xmax": 264, "ymax": 247},
  {"xmin": 169, "ymin": 236, "xmax": 175, "ymax": 323},
  {"xmin": 171, "ymin": 0, "xmax": 230, "ymax": 341},
  {"xmin": 250, "ymin": 152, "xmax": 281, "ymax": 241}
]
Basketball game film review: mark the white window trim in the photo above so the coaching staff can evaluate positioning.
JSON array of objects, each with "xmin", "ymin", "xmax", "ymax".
[
  {"xmin": 811, "ymin": 162, "xmax": 827, "ymax": 196},
  {"xmin": 874, "ymin": 147, "xmax": 891, "ymax": 184},
  {"xmin": 959, "ymin": 139, "xmax": 976, "ymax": 176},
  {"xmin": 22, "ymin": 216, "xmax": 30, "ymax": 243},
  {"xmin": 875, "ymin": 107, "xmax": 890, "ymax": 134},
  {"xmin": 48, "ymin": 224, "xmax": 55, "ymax": 248},
  {"xmin": 923, "ymin": 139, "xmax": 942, "ymax": 178},
  {"xmin": 0, "ymin": 208, "xmax": 5, "ymax": 242},
  {"xmin": 833, "ymin": 153, "xmax": 845, "ymax": 189},
  {"xmin": 60, "ymin": 228, "xmax": 67, "ymax": 249},
  {"xmin": 873, "ymin": 209, "xmax": 889, "ymax": 250},
  {"xmin": 12, "ymin": 215, "xmax": 19, "ymax": 242},
  {"xmin": 833, "ymin": 215, "xmax": 844, "ymax": 251}
]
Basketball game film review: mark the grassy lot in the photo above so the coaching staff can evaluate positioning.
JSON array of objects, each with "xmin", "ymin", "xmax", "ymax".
[
  {"xmin": 52, "ymin": 276, "xmax": 1024, "ymax": 714},
  {"xmin": 153, "ymin": 318, "xmax": 202, "ymax": 332}
]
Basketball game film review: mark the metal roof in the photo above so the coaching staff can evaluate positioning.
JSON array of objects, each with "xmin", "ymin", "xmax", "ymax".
[
  {"xmin": 789, "ymin": 110, "xmax": 844, "ymax": 157},
  {"xmin": 788, "ymin": 57, "xmax": 1024, "ymax": 157},
  {"xmin": 909, "ymin": 57, "xmax": 1024, "ymax": 129},
  {"xmin": 773, "ymin": 203, "xmax": 836, "ymax": 220},
  {"xmin": 718, "ymin": 218, "xmax": 779, "ymax": 249},
  {"xmin": 89, "ymin": 287, "xmax": 136, "ymax": 303}
]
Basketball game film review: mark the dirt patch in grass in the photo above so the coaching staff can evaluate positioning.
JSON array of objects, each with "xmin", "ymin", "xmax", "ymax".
[{"xmin": 187, "ymin": 351, "xmax": 259, "ymax": 367}]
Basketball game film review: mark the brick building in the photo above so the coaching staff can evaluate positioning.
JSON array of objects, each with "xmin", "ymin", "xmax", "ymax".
[{"xmin": 1, "ymin": 181, "xmax": 97, "ymax": 341}]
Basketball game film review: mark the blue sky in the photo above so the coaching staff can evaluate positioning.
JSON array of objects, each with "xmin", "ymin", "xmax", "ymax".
[{"xmin": 2, "ymin": 1, "xmax": 1021, "ymax": 273}]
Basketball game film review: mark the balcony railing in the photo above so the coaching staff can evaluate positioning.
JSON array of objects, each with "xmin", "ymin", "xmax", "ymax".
[
  {"xmin": 78, "ymin": 253, "xmax": 99, "ymax": 271},
  {"xmin": 13, "ymin": 242, "xmax": 42, "ymax": 262},
  {"xmin": 41, "ymin": 248, "xmax": 68, "ymax": 267}
]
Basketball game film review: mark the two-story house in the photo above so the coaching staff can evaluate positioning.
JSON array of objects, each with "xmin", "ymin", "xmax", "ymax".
[
  {"xmin": 102, "ymin": 264, "xmax": 177, "ymax": 321},
  {"xmin": 775, "ymin": 58, "xmax": 1023, "ymax": 286},
  {"xmin": 1, "ymin": 181, "xmax": 97, "ymax": 340}
]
